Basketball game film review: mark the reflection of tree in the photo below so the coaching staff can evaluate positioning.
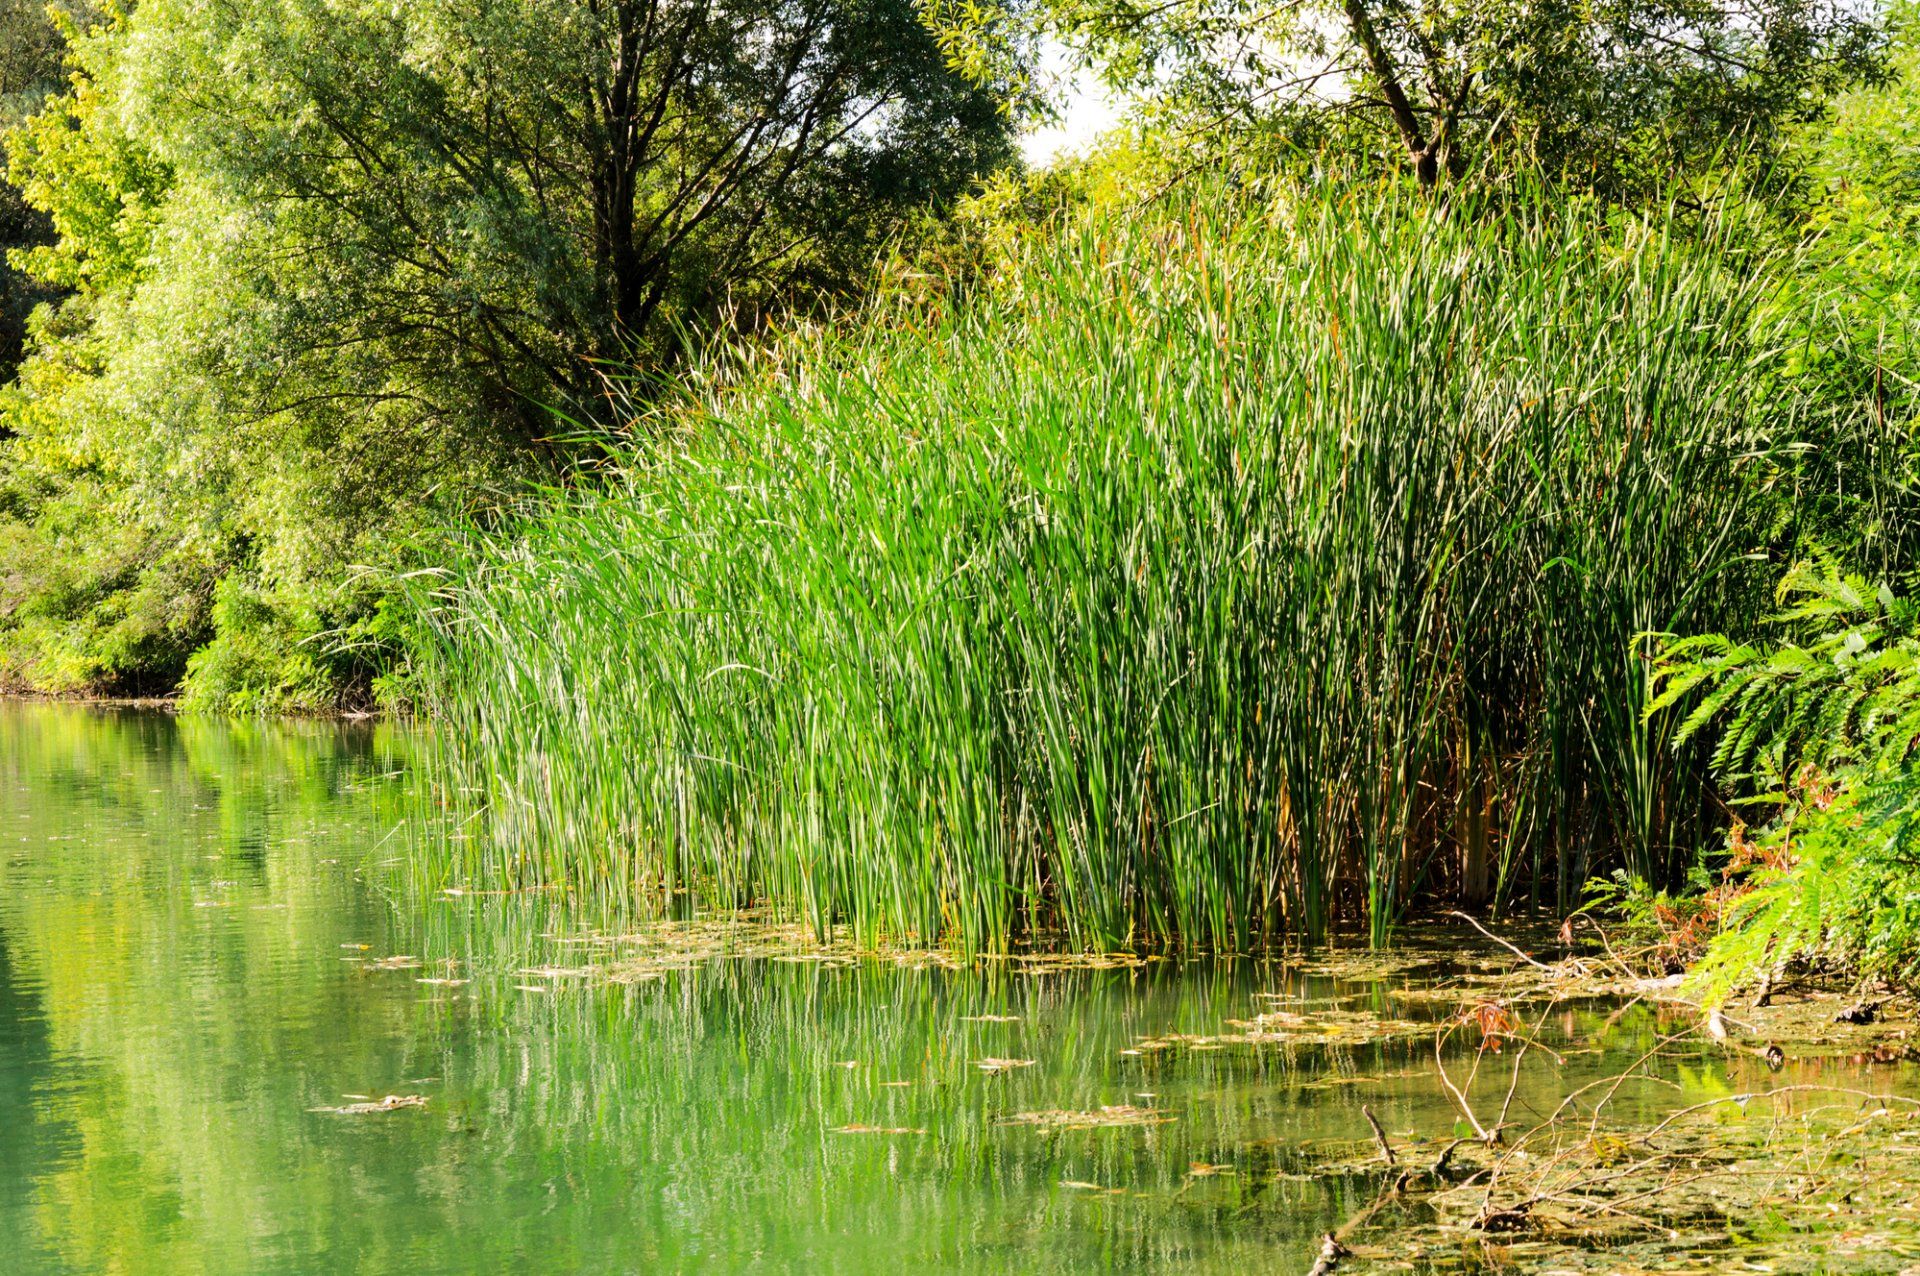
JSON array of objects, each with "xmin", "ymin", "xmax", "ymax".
[
  {"xmin": 0, "ymin": 925, "xmax": 66, "ymax": 1268},
  {"xmin": 0, "ymin": 702, "xmax": 434, "ymax": 1271}
]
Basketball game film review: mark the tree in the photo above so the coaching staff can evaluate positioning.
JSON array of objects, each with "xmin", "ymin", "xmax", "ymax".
[
  {"xmin": 0, "ymin": 0, "xmax": 1015, "ymax": 697},
  {"xmin": 72, "ymin": 0, "xmax": 1016, "ymax": 439},
  {"xmin": 937, "ymin": 0, "xmax": 1888, "ymax": 190},
  {"xmin": 0, "ymin": 1, "xmax": 94, "ymax": 384}
]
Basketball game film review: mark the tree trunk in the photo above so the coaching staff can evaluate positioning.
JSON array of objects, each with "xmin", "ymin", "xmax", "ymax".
[{"xmin": 1341, "ymin": 0, "xmax": 1436, "ymax": 185}]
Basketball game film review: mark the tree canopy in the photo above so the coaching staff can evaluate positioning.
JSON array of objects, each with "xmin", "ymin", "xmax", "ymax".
[
  {"xmin": 938, "ymin": 0, "xmax": 1888, "ymax": 188},
  {"xmin": 0, "ymin": 0, "xmax": 1012, "ymax": 696}
]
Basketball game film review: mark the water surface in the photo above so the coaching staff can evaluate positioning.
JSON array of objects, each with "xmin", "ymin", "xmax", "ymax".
[{"xmin": 0, "ymin": 702, "xmax": 1884, "ymax": 1273}]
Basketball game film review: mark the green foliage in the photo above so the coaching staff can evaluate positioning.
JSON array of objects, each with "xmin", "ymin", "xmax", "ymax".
[
  {"xmin": 0, "ymin": 475, "xmax": 211, "ymax": 692},
  {"xmin": 0, "ymin": 1, "xmax": 91, "ymax": 380},
  {"xmin": 179, "ymin": 576, "xmax": 339, "ymax": 715},
  {"xmin": 1651, "ymin": 560, "xmax": 1920, "ymax": 997},
  {"xmin": 0, "ymin": 0, "xmax": 1014, "ymax": 702},
  {"xmin": 1584, "ymin": 868, "xmax": 1706, "ymax": 930},
  {"xmin": 1651, "ymin": 555, "xmax": 1920, "ymax": 785},
  {"xmin": 1624, "ymin": 31, "xmax": 1920, "ymax": 992},
  {"xmin": 408, "ymin": 178, "xmax": 1808, "ymax": 950},
  {"xmin": 1688, "ymin": 770, "xmax": 1920, "ymax": 996},
  {"xmin": 936, "ymin": 0, "xmax": 1888, "ymax": 191},
  {"xmin": 1764, "ymin": 3, "xmax": 1920, "ymax": 575}
]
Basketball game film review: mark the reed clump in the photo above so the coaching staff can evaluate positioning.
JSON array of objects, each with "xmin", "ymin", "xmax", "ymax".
[{"xmin": 407, "ymin": 179, "xmax": 1800, "ymax": 951}]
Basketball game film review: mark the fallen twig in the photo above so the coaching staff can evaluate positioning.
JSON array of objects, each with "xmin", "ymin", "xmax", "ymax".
[
  {"xmin": 1362, "ymin": 1104, "xmax": 1395, "ymax": 1167},
  {"xmin": 1446, "ymin": 910, "xmax": 1558, "ymax": 971},
  {"xmin": 1305, "ymin": 1231, "xmax": 1348, "ymax": 1275}
]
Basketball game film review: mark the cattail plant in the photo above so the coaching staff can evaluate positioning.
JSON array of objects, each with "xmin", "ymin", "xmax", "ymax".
[{"xmin": 405, "ymin": 178, "xmax": 1789, "ymax": 951}]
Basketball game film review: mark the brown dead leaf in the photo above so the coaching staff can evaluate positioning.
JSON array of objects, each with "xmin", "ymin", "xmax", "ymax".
[
  {"xmin": 1004, "ymin": 1105, "xmax": 1173, "ymax": 1130},
  {"xmin": 311, "ymin": 1094, "xmax": 429, "ymax": 1115},
  {"xmin": 976, "ymin": 1057, "xmax": 1036, "ymax": 1074}
]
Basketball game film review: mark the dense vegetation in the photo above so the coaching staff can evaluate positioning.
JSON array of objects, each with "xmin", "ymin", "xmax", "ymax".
[
  {"xmin": 1645, "ymin": 562, "xmax": 1920, "ymax": 995},
  {"xmin": 0, "ymin": 0, "xmax": 1915, "ymax": 957},
  {"xmin": 1603, "ymin": 26, "xmax": 1920, "ymax": 996},
  {"xmin": 0, "ymin": 0, "xmax": 1011, "ymax": 704},
  {"xmin": 408, "ymin": 179, "xmax": 1884, "ymax": 949}
]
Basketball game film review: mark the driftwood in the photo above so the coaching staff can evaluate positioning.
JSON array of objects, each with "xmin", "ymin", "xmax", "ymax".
[
  {"xmin": 1303, "ymin": 1137, "xmax": 1469, "ymax": 1272},
  {"xmin": 1317, "ymin": 914, "xmax": 1920, "ymax": 1271},
  {"xmin": 1304, "ymin": 1233, "xmax": 1347, "ymax": 1276}
]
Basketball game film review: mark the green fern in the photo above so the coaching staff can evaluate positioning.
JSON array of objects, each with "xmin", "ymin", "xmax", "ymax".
[
  {"xmin": 1687, "ymin": 771, "xmax": 1920, "ymax": 999},
  {"xmin": 1647, "ymin": 558, "xmax": 1920, "ymax": 999},
  {"xmin": 1649, "ymin": 555, "xmax": 1920, "ymax": 784}
]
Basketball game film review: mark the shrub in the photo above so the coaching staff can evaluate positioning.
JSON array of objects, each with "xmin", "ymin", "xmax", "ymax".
[{"xmin": 1650, "ymin": 559, "xmax": 1920, "ymax": 997}]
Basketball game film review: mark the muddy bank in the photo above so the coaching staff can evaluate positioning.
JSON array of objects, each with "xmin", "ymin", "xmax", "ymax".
[{"xmin": 1315, "ymin": 970, "xmax": 1920, "ymax": 1274}]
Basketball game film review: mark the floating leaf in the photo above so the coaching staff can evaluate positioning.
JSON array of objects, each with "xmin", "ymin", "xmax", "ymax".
[
  {"xmin": 976, "ymin": 1057, "xmax": 1035, "ymax": 1073},
  {"xmin": 311, "ymin": 1094, "xmax": 429, "ymax": 1115},
  {"xmin": 1004, "ymin": 1105, "xmax": 1173, "ymax": 1130}
]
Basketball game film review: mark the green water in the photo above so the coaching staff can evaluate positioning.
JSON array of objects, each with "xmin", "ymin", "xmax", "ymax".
[{"xmin": 0, "ymin": 702, "xmax": 1872, "ymax": 1273}]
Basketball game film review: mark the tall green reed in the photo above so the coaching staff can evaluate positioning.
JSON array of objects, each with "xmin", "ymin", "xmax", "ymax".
[{"xmin": 407, "ymin": 179, "xmax": 1791, "ymax": 951}]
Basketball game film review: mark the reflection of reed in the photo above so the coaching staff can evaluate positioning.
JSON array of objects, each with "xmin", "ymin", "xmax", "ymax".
[
  {"xmin": 1, "ymin": 703, "xmax": 1836, "ymax": 1274},
  {"xmin": 401, "ymin": 889, "xmax": 1737, "ymax": 1265}
]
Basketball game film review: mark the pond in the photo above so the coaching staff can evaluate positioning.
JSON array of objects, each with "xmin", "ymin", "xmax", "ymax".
[{"xmin": 3, "ymin": 701, "xmax": 1916, "ymax": 1273}]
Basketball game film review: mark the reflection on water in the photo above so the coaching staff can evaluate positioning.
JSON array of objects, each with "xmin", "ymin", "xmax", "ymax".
[{"xmin": 0, "ymin": 702, "xmax": 1870, "ymax": 1273}]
